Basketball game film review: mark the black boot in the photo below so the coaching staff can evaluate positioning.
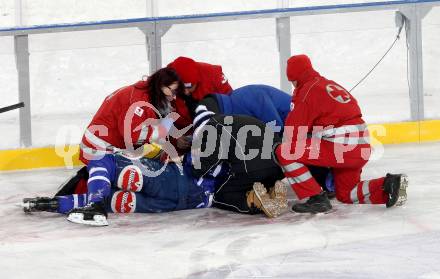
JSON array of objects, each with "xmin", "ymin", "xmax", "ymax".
[
  {"xmin": 292, "ymin": 192, "xmax": 332, "ymax": 213},
  {"xmin": 325, "ymin": 191, "xmax": 336, "ymax": 200},
  {"xmin": 22, "ymin": 197, "xmax": 58, "ymax": 213},
  {"xmin": 67, "ymin": 202, "xmax": 108, "ymax": 226},
  {"xmin": 383, "ymin": 173, "xmax": 408, "ymax": 208}
]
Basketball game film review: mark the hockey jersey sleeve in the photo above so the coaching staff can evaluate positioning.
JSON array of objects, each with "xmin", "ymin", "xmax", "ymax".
[
  {"xmin": 117, "ymin": 105, "xmax": 173, "ymax": 147},
  {"xmin": 255, "ymin": 92, "xmax": 284, "ymax": 132}
]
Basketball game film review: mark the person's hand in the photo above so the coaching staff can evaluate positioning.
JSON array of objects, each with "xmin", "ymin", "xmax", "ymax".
[{"xmin": 176, "ymin": 136, "xmax": 192, "ymax": 150}]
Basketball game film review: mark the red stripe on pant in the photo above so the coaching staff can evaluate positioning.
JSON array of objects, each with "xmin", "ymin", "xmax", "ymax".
[
  {"xmin": 275, "ymin": 147, "xmax": 322, "ymax": 200},
  {"xmin": 275, "ymin": 139, "xmax": 388, "ymax": 204},
  {"xmin": 345, "ymin": 178, "xmax": 387, "ymax": 204}
]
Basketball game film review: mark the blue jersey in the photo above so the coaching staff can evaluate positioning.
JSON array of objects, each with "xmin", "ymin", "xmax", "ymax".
[
  {"xmin": 57, "ymin": 154, "xmax": 217, "ymax": 214},
  {"xmin": 214, "ymin": 84, "xmax": 291, "ymax": 132},
  {"xmin": 108, "ymin": 155, "xmax": 210, "ymax": 213}
]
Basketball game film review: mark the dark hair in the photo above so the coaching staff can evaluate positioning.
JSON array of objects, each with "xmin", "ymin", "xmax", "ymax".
[{"xmin": 147, "ymin": 68, "xmax": 184, "ymax": 115}]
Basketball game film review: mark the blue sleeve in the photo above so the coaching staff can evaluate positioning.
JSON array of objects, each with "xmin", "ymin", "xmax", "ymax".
[
  {"xmin": 259, "ymin": 93, "xmax": 283, "ymax": 133},
  {"xmin": 86, "ymin": 155, "xmax": 116, "ymax": 203},
  {"xmin": 234, "ymin": 85, "xmax": 284, "ymax": 132}
]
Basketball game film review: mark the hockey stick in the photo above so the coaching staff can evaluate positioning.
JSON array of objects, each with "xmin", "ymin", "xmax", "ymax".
[{"xmin": 0, "ymin": 102, "xmax": 24, "ymax": 114}]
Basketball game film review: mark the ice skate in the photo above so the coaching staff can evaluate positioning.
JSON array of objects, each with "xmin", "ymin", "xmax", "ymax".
[
  {"xmin": 67, "ymin": 202, "xmax": 108, "ymax": 226},
  {"xmin": 247, "ymin": 182, "xmax": 284, "ymax": 218},
  {"xmin": 269, "ymin": 180, "xmax": 288, "ymax": 210},
  {"xmin": 292, "ymin": 191, "xmax": 332, "ymax": 213},
  {"xmin": 22, "ymin": 197, "xmax": 59, "ymax": 213},
  {"xmin": 383, "ymin": 173, "xmax": 408, "ymax": 208}
]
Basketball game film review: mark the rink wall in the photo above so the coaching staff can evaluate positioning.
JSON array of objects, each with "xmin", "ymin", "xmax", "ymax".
[
  {"xmin": 2, "ymin": 0, "xmax": 440, "ymax": 149},
  {"xmin": 0, "ymin": 119, "xmax": 439, "ymax": 171}
]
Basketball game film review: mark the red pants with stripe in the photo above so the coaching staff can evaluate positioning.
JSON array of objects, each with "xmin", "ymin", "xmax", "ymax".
[{"xmin": 275, "ymin": 139, "xmax": 388, "ymax": 204}]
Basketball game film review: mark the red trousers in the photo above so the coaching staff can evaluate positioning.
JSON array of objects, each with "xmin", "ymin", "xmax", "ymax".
[{"xmin": 275, "ymin": 139, "xmax": 387, "ymax": 204}]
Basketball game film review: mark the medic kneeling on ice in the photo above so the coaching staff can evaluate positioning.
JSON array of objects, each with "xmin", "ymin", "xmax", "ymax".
[{"xmin": 273, "ymin": 54, "xmax": 408, "ymax": 213}]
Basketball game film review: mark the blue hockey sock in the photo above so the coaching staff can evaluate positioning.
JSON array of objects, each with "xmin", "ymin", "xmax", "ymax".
[{"xmin": 56, "ymin": 194, "xmax": 88, "ymax": 214}]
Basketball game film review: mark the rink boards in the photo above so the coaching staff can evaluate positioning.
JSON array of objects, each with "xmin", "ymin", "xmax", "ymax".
[{"xmin": 1, "ymin": 119, "xmax": 440, "ymax": 171}]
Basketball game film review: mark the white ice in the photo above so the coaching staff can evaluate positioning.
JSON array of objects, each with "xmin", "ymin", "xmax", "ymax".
[{"xmin": 1, "ymin": 142, "xmax": 440, "ymax": 279}]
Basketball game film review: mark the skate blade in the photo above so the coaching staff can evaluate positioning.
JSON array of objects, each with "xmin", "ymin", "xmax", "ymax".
[
  {"xmin": 67, "ymin": 213, "xmax": 108, "ymax": 226},
  {"xmin": 18, "ymin": 202, "xmax": 33, "ymax": 213},
  {"xmin": 16, "ymin": 202, "xmax": 27, "ymax": 208},
  {"xmin": 396, "ymin": 174, "xmax": 409, "ymax": 206}
]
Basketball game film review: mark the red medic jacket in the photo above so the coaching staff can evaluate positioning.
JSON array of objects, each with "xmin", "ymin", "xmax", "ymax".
[
  {"xmin": 282, "ymin": 68, "xmax": 369, "ymax": 153},
  {"xmin": 174, "ymin": 62, "xmax": 232, "ymax": 129},
  {"xmin": 79, "ymin": 80, "xmax": 163, "ymax": 163}
]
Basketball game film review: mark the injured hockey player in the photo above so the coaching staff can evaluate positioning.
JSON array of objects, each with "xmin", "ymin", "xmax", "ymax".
[
  {"xmin": 22, "ymin": 154, "xmax": 217, "ymax": 226},
  {"xmin": 22, "ymin": 148, "xmax": 289, "ymax": 226}
]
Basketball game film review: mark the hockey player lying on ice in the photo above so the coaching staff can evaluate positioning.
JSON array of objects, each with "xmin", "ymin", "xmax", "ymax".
[
  {"xmin": 23, "ymin": 153, "xmax": 223, "ymax": 226},
  {"xmin": 22, "ymin": 151, "xmax": 288, "ymax": 227},
  {"xmin": 22, "ymin": 114, "xmax": 294, "ymax": 226}
]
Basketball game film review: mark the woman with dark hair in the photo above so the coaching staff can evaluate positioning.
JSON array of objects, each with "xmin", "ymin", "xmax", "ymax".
[
  {"xmin": 79, "ymin": 67, "xmax": 184, "ymax": 163},
  {"xmin": 147, "ymin": 68, "xmax": 185, "ymax": 116},
  {"xmin": 54, "ymin": 68, "xmax": 186, "ymax": 217}
]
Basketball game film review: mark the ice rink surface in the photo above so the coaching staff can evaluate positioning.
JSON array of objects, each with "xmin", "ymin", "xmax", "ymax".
[{"xmin": 0, "ymin": 142, "xmax": 439, "ymax": 279}]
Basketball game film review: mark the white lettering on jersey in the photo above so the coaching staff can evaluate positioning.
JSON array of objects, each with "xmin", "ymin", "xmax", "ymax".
[{"xmin": 134, "ymin": 106, "xmax": 144, "ymax": 117}]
